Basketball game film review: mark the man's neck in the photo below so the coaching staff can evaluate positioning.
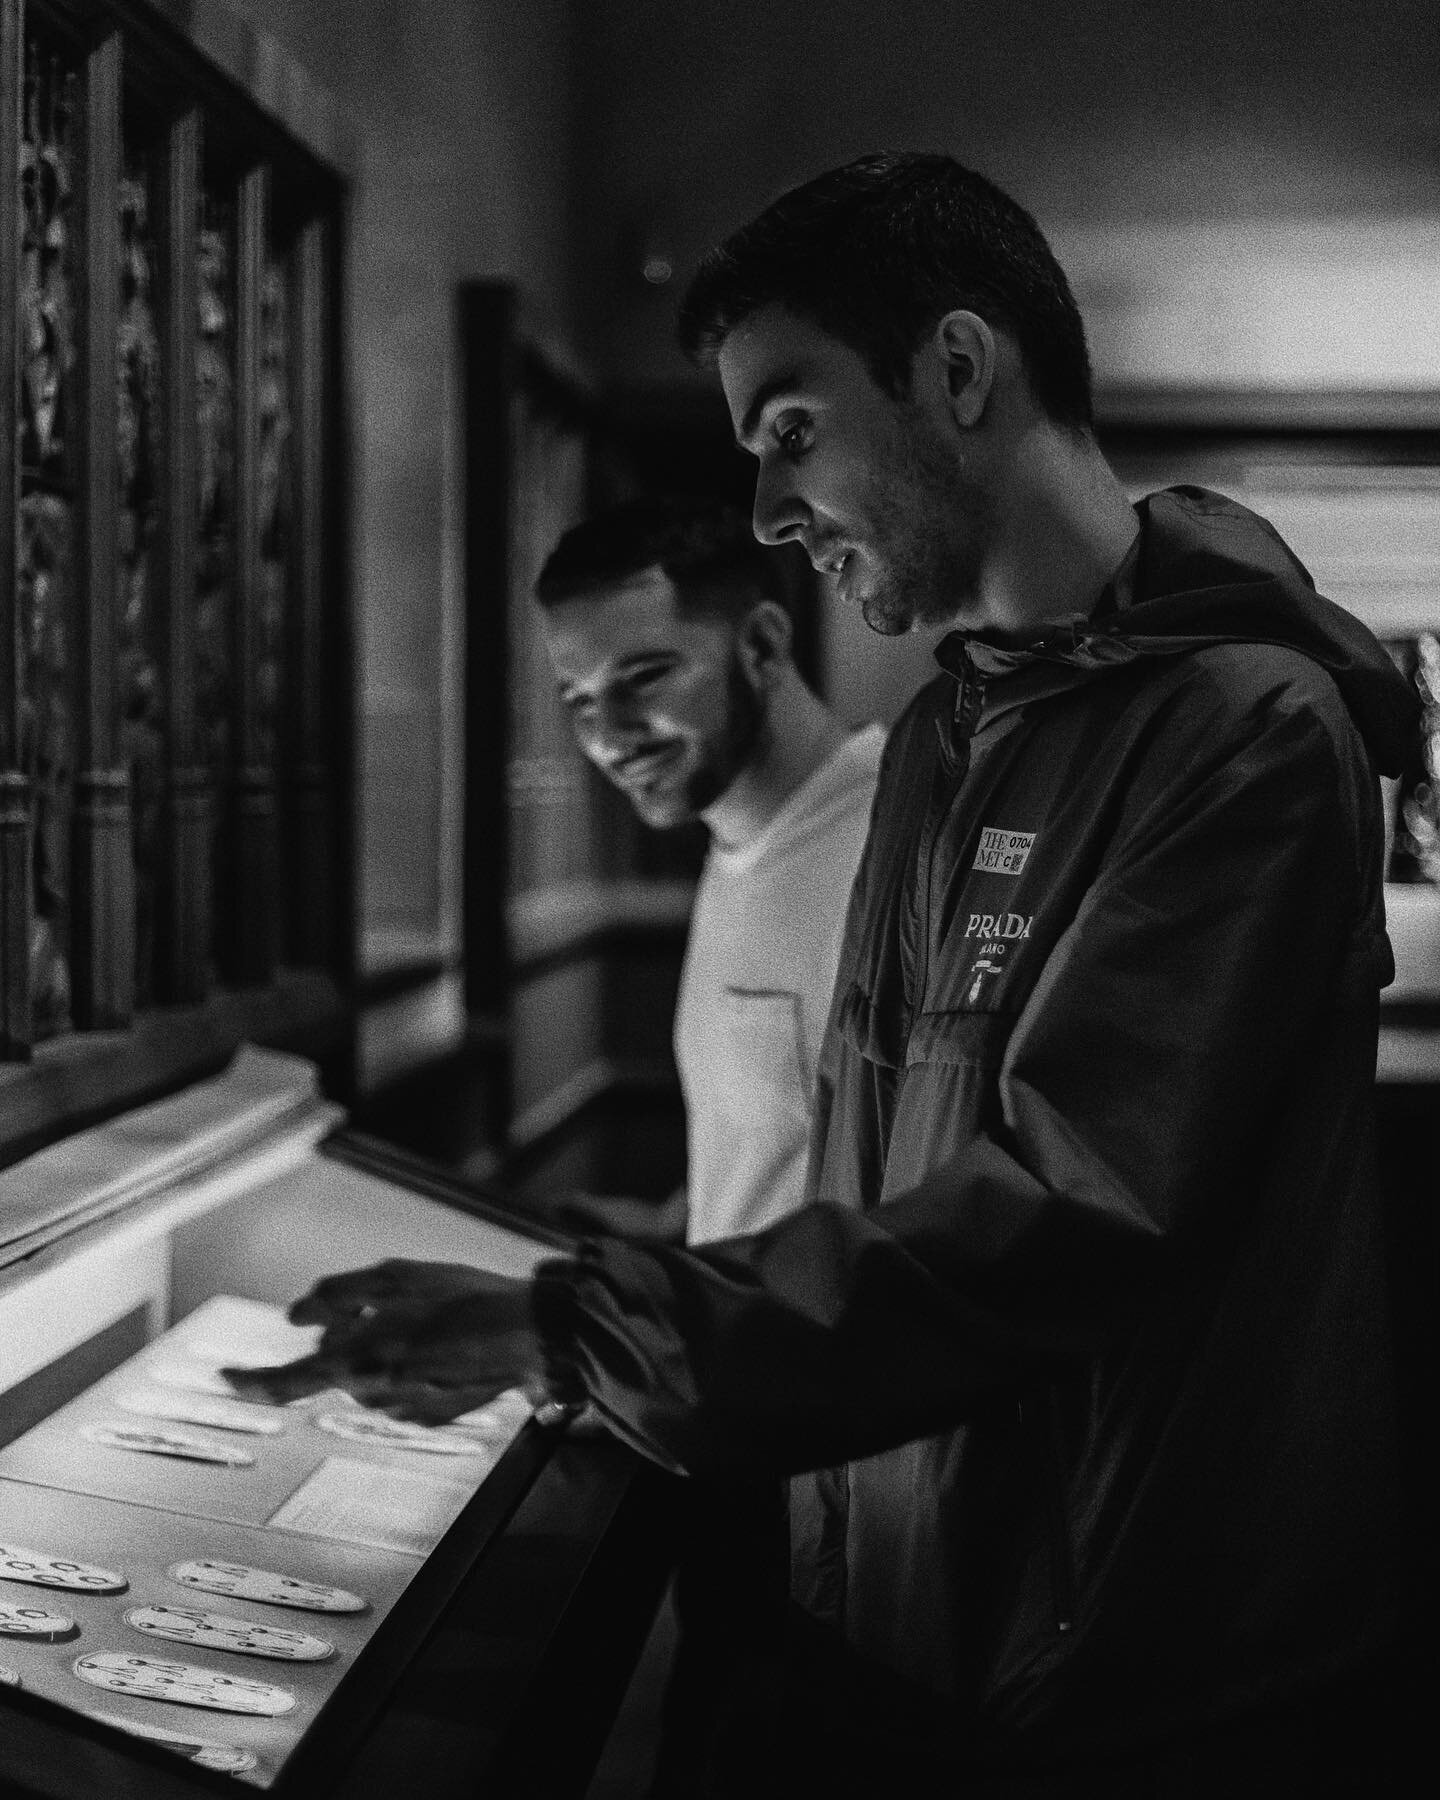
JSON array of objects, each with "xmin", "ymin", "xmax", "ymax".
[
  {"xmin": 704, "ymin": 673, "xmax": 850, "ymax": 850},
  {"xmin": 970, "ymin": 427, "xmax": 1140, "ymax": 644}
]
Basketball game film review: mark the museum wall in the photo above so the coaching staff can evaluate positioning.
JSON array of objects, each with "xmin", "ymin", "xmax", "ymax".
[{"xmin": 223, "ymin": 0, "xmax": 577, "ymax": 1085}]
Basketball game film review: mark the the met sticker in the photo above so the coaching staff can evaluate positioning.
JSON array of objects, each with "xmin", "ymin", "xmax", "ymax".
[{"xmin": 973, "ymin": 827, "xmax": 1035, "ymax": 875}]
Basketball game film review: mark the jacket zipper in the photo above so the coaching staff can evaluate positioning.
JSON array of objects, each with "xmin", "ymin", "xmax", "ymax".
[{"xmin": 910, "ymin": 664, "xmax": 985, "ymax": 1034}]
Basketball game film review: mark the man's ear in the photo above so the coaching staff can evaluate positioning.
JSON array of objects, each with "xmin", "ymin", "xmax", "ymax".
[
  {"xmin": 736, "ymin": 599, "xmax": 792, "ymax": 689},
  {"xmin": 932, "ymin": 309, "xmax": 997, "ymax": 429}
]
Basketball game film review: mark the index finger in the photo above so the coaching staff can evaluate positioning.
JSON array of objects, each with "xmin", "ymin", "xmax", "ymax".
[{"xmin": 221, "ymin": 1352, "xmax": 343, "ymax": 1406}]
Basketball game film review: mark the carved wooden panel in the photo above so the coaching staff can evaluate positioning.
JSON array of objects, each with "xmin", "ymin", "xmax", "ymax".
[
  {"xmin": 118, "ymin": 128, "xmax": 162, "ymax": 1006},
  {"xmin": 284, "ymin": 214, "xmax": 335, "ymax": 969},
  {"xmin": 0, "ymin": 0, "xmax": 23, "ymax": 1054},
  {"xmin": 1, "ymin": 0, "xmax": 351, "ymax": 1128},
  {"xmin": 71, "ymin": 27, "xmax": 131, "ymax": 1031},
  {"xmin": 151, "ymin": 104, "xmax": 207, "ymax": 1001},
  {"xmin": 16, "ymin": 23, "xmax": 81, "ymax": 1039}
]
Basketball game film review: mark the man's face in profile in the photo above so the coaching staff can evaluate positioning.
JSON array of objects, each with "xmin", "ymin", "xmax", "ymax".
[
  {"xmin": 719, "ymin": 304, "xmax": 992, "ymax": 637},
  {"xmin": 543, "ymin": 564, "xmax": 764, "ymax": 829}
]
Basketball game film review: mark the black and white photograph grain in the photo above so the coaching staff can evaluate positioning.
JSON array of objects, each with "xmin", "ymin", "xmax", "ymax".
[{"xmin": 0, "ymin": 3, "xmax": 1436, "ymax": 1795}]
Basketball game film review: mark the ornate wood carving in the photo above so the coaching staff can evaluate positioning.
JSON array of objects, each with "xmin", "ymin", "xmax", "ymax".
[
  {"xmin": 15, "ymin": 25, "xmax": 84, "ymax": 1046},
  {"xmin": 70, "ymin": 28, "xmax": 133, "ymax": 1029},
  {"xmin": 0, "ymin": 1, "xmax": 28, "ymax": 1057},
  {"xmin": 219, "ymin": 161, "xmax": 279, "ymax": 985},
  {"xmin": 151, "ymin": 105, "xmax": 209, "ymax": 1000},
  {"xmin": 286, "ymin": 213, "xmax": 332, "ymax": 967},
  {"xmin": 118, "ymin": 133, "xmax": 163, "ymax": 1006},
  {"xmin": 1, "ymin": 0, "xmax": 351, "ymax": 1137}
]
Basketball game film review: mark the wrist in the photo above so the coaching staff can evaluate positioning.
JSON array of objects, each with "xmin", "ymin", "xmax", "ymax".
[{"xmin": 528, "ymin": 1258, "xmax": 590, "ymax": 1408}]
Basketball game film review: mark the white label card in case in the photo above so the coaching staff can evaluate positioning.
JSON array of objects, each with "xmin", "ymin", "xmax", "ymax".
[
  {"xmin": 0, "ymin": 1601, "xmax": 77, "ymax": 1642},
  {"xmin": 117, "ymin": 1389, "xmax": 285, "ymax": 1437},
  {"xmin": 315, "ymin": 1410, "xmax": 489, "ymax": 1456},
  {"xmin": 0, "ymin": 1542, "xmax": 127, "ymax": 1594},
  {"xmin": 191, "ymin": 1744, "xmax": 259, "ymax": 1774},
  {"xmin": 83, "ymin": 1423, "xmax": 256, "ymax": 1467},
  {"xmin": 126, "ymin": 1605, "xmax": 334, "ymax": 1662},
  {"xmin": 168, "ymin": 1560, "xmax": 367, "ymax": 1614},
  {"xmin": 91, "ymin": 1711, "xmax": 259, "ymax": 1772},
  {"xmin": 74, "ymin": 1652, "xmax": 296, "ymax": 1715}
]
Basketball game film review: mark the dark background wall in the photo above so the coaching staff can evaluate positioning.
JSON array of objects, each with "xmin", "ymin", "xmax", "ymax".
[
  {"xmin": 571, "ymin": 0, "xmax": 1440, "ymax": 388},
  {"xmin": 224, "ymin": 0, "xmax": 578, "ymax": 1085},
  {"xmin": 570, "ymin": 0, "xmax": 1440, "ymax": 720}
]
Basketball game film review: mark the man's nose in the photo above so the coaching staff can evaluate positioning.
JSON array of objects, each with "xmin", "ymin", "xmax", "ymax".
[
  {"xmin": 752, "ymin": 459, "xmax": 808, "ymax": 547},
  {"xmin": 580, "ymin": 692, "xmax": 645, "ymax": 762}
]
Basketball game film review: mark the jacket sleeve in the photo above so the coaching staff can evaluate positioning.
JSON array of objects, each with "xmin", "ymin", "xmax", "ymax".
[{"xmin": 532, "ymin": 659, "xmax": 1384, "ymax": 1477}]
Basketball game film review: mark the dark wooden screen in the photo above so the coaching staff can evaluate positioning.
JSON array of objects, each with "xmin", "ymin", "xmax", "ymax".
[{"xmin": 0, "ymin": 0, "xmax": 351, "ymax": 1163}]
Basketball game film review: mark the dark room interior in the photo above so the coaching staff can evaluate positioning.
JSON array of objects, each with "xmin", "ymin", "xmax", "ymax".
[{"xmin": 0, "ymin": 2, "xmax": 1436, "ymax": 1794}]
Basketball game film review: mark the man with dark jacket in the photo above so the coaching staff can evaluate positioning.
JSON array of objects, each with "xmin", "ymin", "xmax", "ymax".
[{"xmin": 234, "ymin": 154, "xmax": 1419, "ymax": 1794}]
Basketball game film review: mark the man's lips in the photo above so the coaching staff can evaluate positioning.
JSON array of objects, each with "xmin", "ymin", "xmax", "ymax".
[
  {"xmin": 812, "ymin": 548, "xmax": 860, "ymax": 604},
  {"xmin": 612, "ymin": 744, "xmax": 684, "ymax": 788},
  {"xmin": 808, "ymin": 543, "xmax": 851, "ymax": 577}
]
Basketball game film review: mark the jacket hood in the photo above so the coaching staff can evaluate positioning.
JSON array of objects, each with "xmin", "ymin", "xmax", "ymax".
[{"xmin": 948, "ymin": 485, "xmax": 1420, "ymax": 777}]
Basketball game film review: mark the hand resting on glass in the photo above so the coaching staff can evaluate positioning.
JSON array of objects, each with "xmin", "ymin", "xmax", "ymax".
[{"xmin": 221, "ymin": 1258, "xmax": 548, "ymax": 1425}]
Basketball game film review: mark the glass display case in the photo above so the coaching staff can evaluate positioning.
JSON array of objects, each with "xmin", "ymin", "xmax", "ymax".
[{"xmin": 0, "ymin": 1049, "xmax": 679, "ymax": 1795}]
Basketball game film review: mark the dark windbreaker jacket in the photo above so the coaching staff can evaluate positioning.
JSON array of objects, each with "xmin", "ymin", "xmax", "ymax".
[{"xmin": 534, "ymin": 487, "xmax": 1418, "ymax": 1764}]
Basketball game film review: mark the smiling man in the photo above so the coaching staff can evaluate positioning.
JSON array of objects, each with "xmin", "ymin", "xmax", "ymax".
[
  {"xmin": 233, "ymin": 155, "xmax": 1419, "ymax": 1795},
  {"xmin": 537, "ymin": 495, "xmax": 884, "ymax": 1795},
  {"xmin": 536, "ymin": 496, "xmax": 884, "ymax": 1248}
]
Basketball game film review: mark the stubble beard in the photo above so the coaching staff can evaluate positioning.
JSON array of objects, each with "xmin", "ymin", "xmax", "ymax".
[
  {"xmin": 856, "ymin": 412, "xmax": 991, "ymax": 638},
  {"xmin": 631, "ymin": 648, "xmax": 767, "ymax": 828}
]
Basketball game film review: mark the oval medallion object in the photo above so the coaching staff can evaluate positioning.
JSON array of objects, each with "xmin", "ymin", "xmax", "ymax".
[
  {"xmin": 0, "ymin": 1601, "xmax": 78, "ymax": 1642},
  {"xmin": 190, "ymin": 1744, "xmax": 259, "ymax": 1773},
  {"xmin": 126, "ymin": 1605, "xmax": 334, "ymax": 1662},
  {"xmin": 73, "ymin": 1652, "xmax": 296, "ymax": 1715},
  {"xmin": 116, "ymin": 1390, "xmax": 284, "ymax": 1437},
  {"xmin": 82, "ymin": 1424, "xmax": 256, "ymax": 1467},
  {"xmin": 314, "ymin": 1410, "xmax": 487, "ymax": 1456},
  {"xmin": 168, "ymin": 1560, "xmax": 367, "ymax": 1615},
  {"xmin": 0, "ymin": 1543, "xmax": 127, "ymax": 1594},
  {"xmin": 91, "ymin": 1712, "xmax": 258, "ymax": 1772},
  {"xmin": 0, "ymin": 1667, "xmax": 21, "ymax": 1686}
]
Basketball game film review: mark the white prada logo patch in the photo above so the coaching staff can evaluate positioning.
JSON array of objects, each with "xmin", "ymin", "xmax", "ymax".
[{"xmin": 972, "ymin": 827, "xmax": 1035, "ymax": 875}]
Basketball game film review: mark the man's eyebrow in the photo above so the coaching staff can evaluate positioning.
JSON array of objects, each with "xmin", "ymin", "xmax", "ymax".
[
  {"xmin": 737, "ymin": 370, "xmax": 803, "ymax": 448},
  {"xmin": 557, "ymin": 648, "xmax": 673, "ymax": 691},
  {"xmin": 613, "ymin": 648, "xmax": 673, "ymax": 671}
]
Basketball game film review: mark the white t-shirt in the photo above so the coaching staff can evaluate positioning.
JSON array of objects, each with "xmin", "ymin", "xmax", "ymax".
[{"xmin": 675, "ymin": 725, "xmax": 886, "ymax": 1246}]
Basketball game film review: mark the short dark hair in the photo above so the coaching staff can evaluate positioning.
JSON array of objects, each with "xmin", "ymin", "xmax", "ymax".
[
  {"xmin": 678, "ymin": 151, "xmax": 1093, "ymax": 431},
  {"xmin": 535, "ymin": 494, "xmax": 794, "ymax": 621}
]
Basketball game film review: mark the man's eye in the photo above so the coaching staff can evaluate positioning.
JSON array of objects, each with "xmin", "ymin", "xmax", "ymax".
[
  {"xmin": 777, "ymin": 419, "xmax": 813, "ymax": 460},
  {"xmin": 627, "ymin": 664, "xmax": 671, "ymax": 691}
]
